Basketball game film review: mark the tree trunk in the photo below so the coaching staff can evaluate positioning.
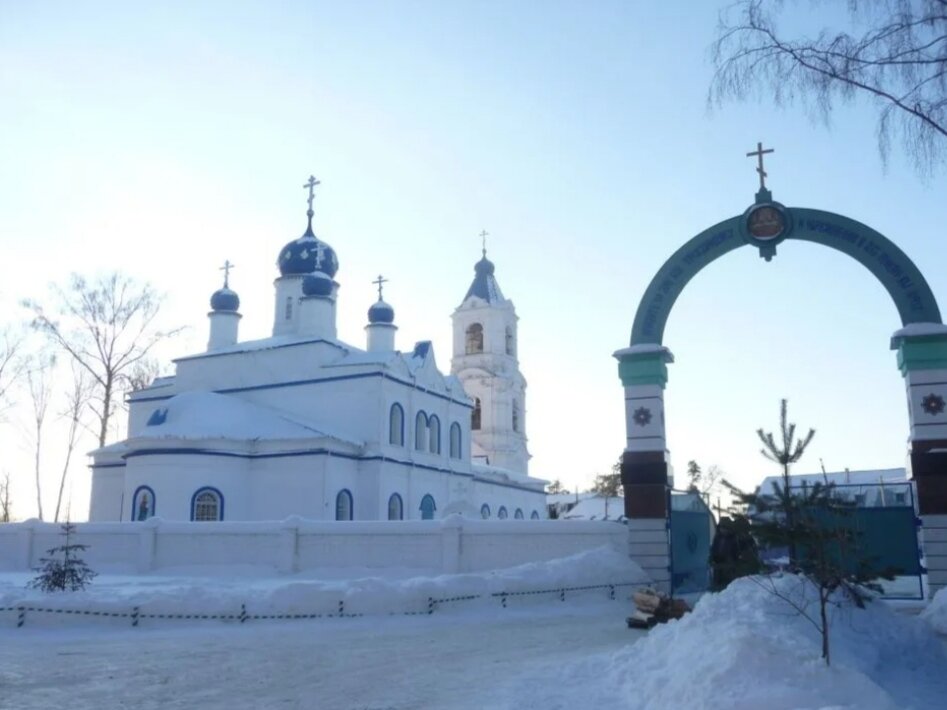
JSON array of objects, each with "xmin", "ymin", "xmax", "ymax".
[
  {"xmin": 98, "ymin": 377, "xmax": 112, "ymax": 447},
  {"xmin": 820, "ymin": 587, "xmax": 830, "ymax": 666},
  {"xmin": 34, "ymin": 419, "xmax": 44, "ymax": 521}
]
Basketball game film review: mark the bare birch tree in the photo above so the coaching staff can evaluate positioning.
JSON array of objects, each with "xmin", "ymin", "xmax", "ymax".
[
  {"xmin": 25, "ymin": 273, "xmax": 183, "ymax": 448},
  {"xmin": 711, "ymin": 0, "xmax": 947, "ymax": 174},
  {"xmin": 54, "ymin": 362, "xmax": 92, "ymax": 523},
  {"xmin": 0, "ymin": 471, "xmax": 13, "ymax": 522},
  {"xmin": 25, "ymin": 353, "xmax": 55, "ymax": 521}
]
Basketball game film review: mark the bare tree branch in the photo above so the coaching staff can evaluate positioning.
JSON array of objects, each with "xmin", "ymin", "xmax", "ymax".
[{"xmin": 711, "ymin": 0, "xmax": 947, "ymax": 174}]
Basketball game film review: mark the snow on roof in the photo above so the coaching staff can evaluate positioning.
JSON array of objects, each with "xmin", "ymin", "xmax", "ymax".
[
  {"xmin": 135, "ymin": 391, "xmax": 361, "ymax": 446},
  {"xmin": 546, "ymin": 492, "xmax": 596, "ymax": 505},
  {"xmin": 757, "ymin": 467, "xmax": 908, "ymax": 494},
  {"xmin": 174, "ymin": 334, "xmax": 351, "ymax": 363},
  {"xmin": 561, "ymin": 495, "xmax": 625, "ymax": 521}
]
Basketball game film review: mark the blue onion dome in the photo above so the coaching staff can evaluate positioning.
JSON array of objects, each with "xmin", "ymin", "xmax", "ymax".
[
  {"xmin": 277, "ymin": 219, "xmax": 339, "ymax": 278},
  {"xmin": 302, "ymin": 271, "xmax": 334, "ymax": 297},
  {"xmin": 210, "ymin": 286, "xmax": 240, "ymax": 312},
  {"xmin": 474, "ymin": 254, "xmax": 495, "ymax": 276},
  {"xmin": 368, "ymin": 299, "xmax": 395, "ymax": 324}
]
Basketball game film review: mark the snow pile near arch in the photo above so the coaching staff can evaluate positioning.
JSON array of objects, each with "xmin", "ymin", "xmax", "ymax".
[
  {"xmin": 920, "ymin": 585, "xmax": 947, "ymax": 635},
  {"xmin": 0, "ymin": 545, "xmax": 647, "ymax": 622},
  {"xmin": 534, "ymin": 575, "xmax": 947, "ymax": 710}
]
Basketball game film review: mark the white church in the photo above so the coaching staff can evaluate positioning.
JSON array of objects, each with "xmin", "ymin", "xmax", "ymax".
[{"xmin": 88, "ymin": 178, "xmax": 546, "ymax": 523}]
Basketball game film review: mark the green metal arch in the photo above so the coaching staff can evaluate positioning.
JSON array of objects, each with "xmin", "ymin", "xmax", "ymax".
[{"xmin": 630, "ymin": 207, "xmax": 942, "ymax": 346}]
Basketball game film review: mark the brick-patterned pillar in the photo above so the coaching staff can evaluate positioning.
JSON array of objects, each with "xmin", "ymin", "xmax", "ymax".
[
  {"xmin": 894, "ymin": 326, "xmax": 947, "ymax": 599},
  {"xmin": 614, "ymin": 345, "xmax": 673, "ymax": 592}
]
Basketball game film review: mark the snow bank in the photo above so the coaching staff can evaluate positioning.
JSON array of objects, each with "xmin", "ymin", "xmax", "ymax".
[
  {"xmin": 0, "ymin": 546, "xmax": 648, "ymax": 625},
  {"xmin": 920, "ymin": 585, "xmax": 947, "ymax": 635},
  {"xmin": 533, "ymin": 575, "xmax": 947, "ymax": 710}
]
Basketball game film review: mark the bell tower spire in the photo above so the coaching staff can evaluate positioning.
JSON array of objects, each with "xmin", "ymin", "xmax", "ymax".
[{"xmin": 450, "ymin": 235, "xmax": 529, "ymax": 475}]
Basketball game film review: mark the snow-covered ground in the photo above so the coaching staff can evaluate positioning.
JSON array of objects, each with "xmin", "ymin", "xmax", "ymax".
[{"xmin": 4, "ymin": 552, "xmax": 947, "ymax": 710}]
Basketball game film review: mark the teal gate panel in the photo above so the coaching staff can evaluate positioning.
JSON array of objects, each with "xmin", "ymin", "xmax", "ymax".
[{"xmin": 670, "ymin": 506, "xmax": 712, "ymax": 594}]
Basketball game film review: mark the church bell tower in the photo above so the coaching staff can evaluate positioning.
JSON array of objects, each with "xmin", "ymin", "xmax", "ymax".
[{"xmin": 450, "ymin": 236, "xmax": 530, "ymax": 475}]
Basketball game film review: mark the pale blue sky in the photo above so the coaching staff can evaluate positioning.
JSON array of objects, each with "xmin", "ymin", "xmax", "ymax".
[{"xmin": 1, "ymin": 1, "xmax": 945, "ymax": 517}]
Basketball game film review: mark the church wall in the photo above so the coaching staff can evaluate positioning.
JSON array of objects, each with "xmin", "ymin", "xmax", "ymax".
[
  {"xmin": 469, "ymin": 479, "xmax": 546, "ymax": 521},
  {"xmin": 124, "ymin": 453, "xmax": 252, "ymax": 521},
  {"xmin": 89, "ymin": 466, "xmax": 126, "ymax": 522},
  {"xmin": 247, "ymin": 454, "xmax": 331, "ymax": 520}
]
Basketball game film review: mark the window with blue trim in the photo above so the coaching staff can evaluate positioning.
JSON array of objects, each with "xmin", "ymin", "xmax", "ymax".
[
  {"xmin": 497, "ymin": 506, "xmax": 508, "ymax": 520},
  {"xmin": 132, "ymin": 486, "xmax": 155, "ymax": 521},
  {"xmin": 530, "ymin": 510, "xmax": 540, "ymax": 520},
  {"xmin": 388, "ymin": 493, "xmax": 403, "ymax": 521},
  {"xmin": 192, "ymin": 488, "xmax": 223, "ymax": 521},
  {"xmin": 480, "ymin": 503, "xmax": 491, "ymax": 519},
  {"xmin": 389, "ymin": 403, "xmax": 404, "ymax": 446},
  {"xmin": 336, "ymin": 489, "xmax": 353, "ymax": 521},
  {"xmin": 428, "ymin": 415, "xmax": 440, "ymax": 454},
  {"xmin": 514, "ymin": 508, "xmax": 524, "ymax": 519},
  {"xmin": 415, "ymin": 411, "xmax": 428, "ymax": 451},
  {"xmin": 420, "ymin": 494, "xmax": 436, "ymax": 520},
  {"xmin": 449, "ymin": 423, "xmax": 462, "ymax": 459}
]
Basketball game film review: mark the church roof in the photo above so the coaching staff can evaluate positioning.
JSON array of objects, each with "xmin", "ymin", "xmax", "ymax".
[
  {"xmin": 463, "ymin": 254, "xmax": 505, "ymax": 304},
  {"xmin": 135, "ymin": 391, "xmax": 361, "ymax": 446}
]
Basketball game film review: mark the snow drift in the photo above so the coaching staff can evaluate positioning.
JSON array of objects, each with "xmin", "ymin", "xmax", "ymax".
[
  {"xmin": 522, "ymin": 574, "xmax": 947, "ymax": 710},
  {"xmin": 0, "ymin": 545, "xmax": 647, "ymax": 624}
]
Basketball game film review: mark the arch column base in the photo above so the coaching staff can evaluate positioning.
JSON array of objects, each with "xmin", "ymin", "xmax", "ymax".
[{"xmin": 894, "ymin": 327, "xmax": 947, "ymax": 598}]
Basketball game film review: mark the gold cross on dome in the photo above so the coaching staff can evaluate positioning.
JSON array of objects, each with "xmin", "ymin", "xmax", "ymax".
[
  {"xmin": 219, "ymin": 259, "xmax": 234, "ymax": 288},
  {"xmin": 746, "ymin": 142, "xmax": 774, "ymax": 190},
  {"xmin": 372, "ymin": 274, "xmax": 388, "ymax": 300}
]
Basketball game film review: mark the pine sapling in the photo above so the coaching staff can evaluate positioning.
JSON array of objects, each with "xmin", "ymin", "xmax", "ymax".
[{"xmin": 28, "ymin": 521, "xmax": 97, "ymax": 592}]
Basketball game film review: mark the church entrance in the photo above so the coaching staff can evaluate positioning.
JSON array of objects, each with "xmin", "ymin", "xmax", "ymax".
[{"xmin": 617, "ymin": 145, "xmax": 947, "ymax": 596}]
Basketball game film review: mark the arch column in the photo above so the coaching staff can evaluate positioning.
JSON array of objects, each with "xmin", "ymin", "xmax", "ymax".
[
  {"xmin": 893, "ymin": 325, "xmax": 947, "ymax": 598},
  {"xmin": 615, "ymin": 345, "xmax": 674, "ymax": 591}
]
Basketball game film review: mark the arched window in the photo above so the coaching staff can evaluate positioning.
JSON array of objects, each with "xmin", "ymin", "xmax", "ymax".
[
  {"xmin": 471, "ymin": 398, "xmax": 481, "ymax": 430},
  {"xmin": 514, "ymin": 508, "xmax": 524, "ymax": 520},
  {"xmin": 512, "ymin": 400, "xmax": 520, "ymax": 433},
  {"xmin": 465, "ymin": 323, "xmax": 484, "ymax": 354},
  {"xmin": 415, "ymin": 411, "xmax": 428, "ymax": 450},
  {"xmin": 505, "ymin": 326, "xmax": 515, "ymax": 356},
  {"xmin": 480, "ymin": 503, "xmax": 491, "ymax": 519},
  {"xmin": 449, "ymin": 422, "xmax": 462, "ymax": 459},
  {"xmin": 497, "ymin": 506, "xmax": 508, "ymax": 520},
  {"xmin": 132, "ymin": 485, "xmax": 155, "ymax": 521},
  {"xmin": 428, "ymin": 415, "xmax": 440, "ymax": 454},
  {"xmin": 191, "ymin": 487, "xmax": 223, "ymax": 521},
  {"xmin": 388, "ymin": 493, "xmax": 403, "ymax": 521},
  {"xmin": 530, "ymin": 510, "xmax": 540, "ymax": 520},
  {"xmin": 420, "ymin": 494, "xmax": 436, "ymax": 520},
  {"xmin": 336, "ymin": 489, "xmax": 353, "ymax": 521},
  {"xmin": 389, "ymin": 403, "xmax": 404, "ymax": 446},
  {"xmin": 285, "ymin": 296, "xmax": 293, "ymax": 321}
]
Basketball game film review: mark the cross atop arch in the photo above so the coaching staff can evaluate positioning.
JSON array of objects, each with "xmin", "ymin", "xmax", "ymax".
[{"xmin": 746, "ymin": 142, "xmax": 775, "ymax": 190}]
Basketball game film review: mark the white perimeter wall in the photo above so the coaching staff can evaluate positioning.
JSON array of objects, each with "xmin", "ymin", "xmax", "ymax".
[{"xmin": 0, "ymin": 517, "xmax": 628, "ymax": 576}]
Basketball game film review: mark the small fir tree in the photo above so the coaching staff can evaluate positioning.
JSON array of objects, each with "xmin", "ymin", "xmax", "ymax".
[
  {"xmin": 28, "ymin": 521, "xmax": 96, "ymax": 592},
  {"xmin": 737, "ymin": 481, "xmax": 892, "ymax": 666},
  {"xmin": 728, "ymin": 399, "xmax": 894, "ymax": 666},
  {"xmin": 756, "ymin": 398, "xmax": 815, "ymax": 564}
]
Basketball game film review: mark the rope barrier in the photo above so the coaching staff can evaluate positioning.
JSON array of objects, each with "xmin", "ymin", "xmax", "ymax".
[{"xmin": 0, "ymin": 580, "xmax": 641, "ymax": 628}]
